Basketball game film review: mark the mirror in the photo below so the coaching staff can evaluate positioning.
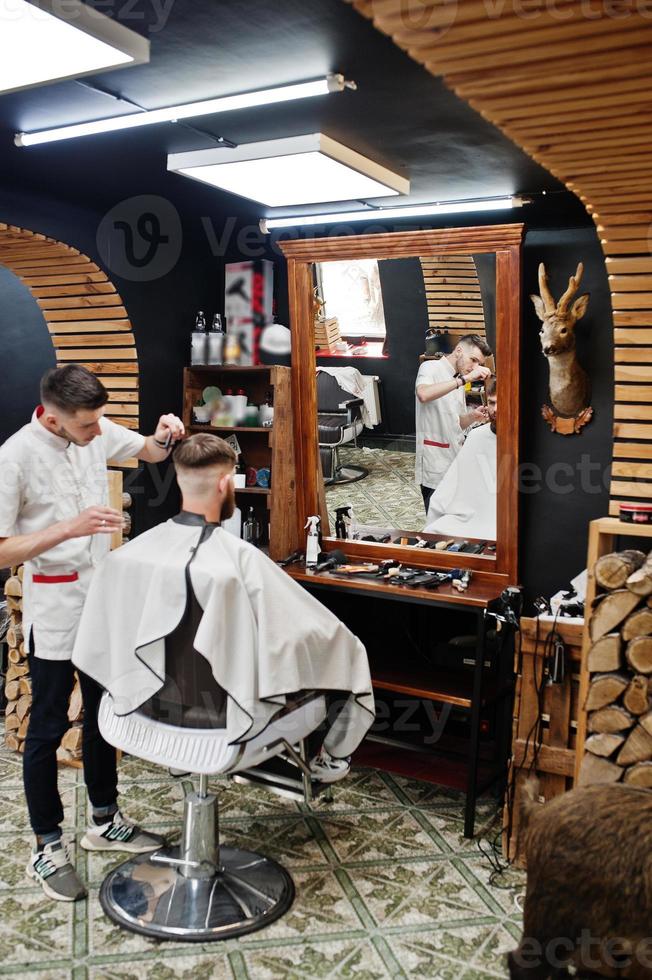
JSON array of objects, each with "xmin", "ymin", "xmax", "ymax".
[
  {"xmin": 313, "ymin": 253, "xmax": 497, "ymax": 555},
  {"xmin": 281, "ymin": 226, "xmax": 523, "ymax": 582}
]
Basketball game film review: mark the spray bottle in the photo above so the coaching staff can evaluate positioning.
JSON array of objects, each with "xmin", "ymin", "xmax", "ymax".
[
  {"xmin": 335, "ymin": 506, "xmax": 352, "ymax": 540},
  {"xmin": 304, "ymin": 516, "xmax": 322, "ymax": 568}
]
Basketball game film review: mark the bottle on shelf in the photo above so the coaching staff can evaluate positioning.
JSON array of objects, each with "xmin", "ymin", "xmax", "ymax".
[
  {"xmin": 190, "ymin": 311, "xmax": 208, "ymax": 366},
  {"xmin": 242, "ymin": 506, "xmax": 261, "ymax": 547},
  {"xmin": 224, "ymin": 330, "xmax": 242, "ymax": 366},
  {"xmin": 233, "ymin": 387, "xmax": 248, "ymax": 424},
  {"xmin": 258, "ymin": 388, "xmax": 274, "ymax": 426},
  {"xmin": 207, "ymin": 313, "xmax": 225, "ymax": 366},
  {"xmin": 222, "ymin": 388, "xmax": 235, "ymax": 426}
]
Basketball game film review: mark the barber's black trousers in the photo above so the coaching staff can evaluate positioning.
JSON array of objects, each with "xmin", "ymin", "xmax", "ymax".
[{"xmin": 23, "ymin": 647, "xmax": 118, "ymax": 837}]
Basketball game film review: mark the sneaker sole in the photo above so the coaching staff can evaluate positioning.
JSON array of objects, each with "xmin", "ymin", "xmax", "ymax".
[
  {"xmin": 311, "ymin": 767, "xmax": 350, "ymax": 784},
  {"xmin": 79, "ymin": 833, "xmax": 162, "ymax": 854},
  {"xmin": 25, "ymin": 863, "xmax": 86, "ymax": 902}
]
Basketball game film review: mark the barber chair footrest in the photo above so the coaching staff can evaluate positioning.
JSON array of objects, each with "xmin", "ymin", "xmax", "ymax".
[{"xmin": 100, "ymin": 845, "xmax": 294, "ymax": 942}]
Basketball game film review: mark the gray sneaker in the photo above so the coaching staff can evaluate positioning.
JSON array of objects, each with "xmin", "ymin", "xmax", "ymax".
[
  {"xmin": 80, "ymin": 810, "xmax": 164, "ymax": 853},
  {"xmin": 26, "ymin": 840, "xmax": 87, "ymax": 902}
]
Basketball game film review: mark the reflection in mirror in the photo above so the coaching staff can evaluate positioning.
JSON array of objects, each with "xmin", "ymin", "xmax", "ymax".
[{"xmin": 314, "ymin": 253, "xmax": 498, "ymax": 559}]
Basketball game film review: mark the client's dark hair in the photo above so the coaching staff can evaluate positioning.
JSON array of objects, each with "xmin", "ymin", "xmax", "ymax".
[
  {"xmin": 40, "ymin": 365, "xmax": 109, "ymax": 412},
  {"xmin": 173, "ymin": 433, "xmax": 237, "ymax": 470},
  {"xmin": 459, "ymin": 333, "xmax": 493, "ymax": 358},
  {"xmin": 485, "ymin": 374, "xmax": 497, "ymax": 397}
]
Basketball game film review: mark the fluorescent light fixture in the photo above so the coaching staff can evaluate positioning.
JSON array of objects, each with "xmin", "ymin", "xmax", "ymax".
[
  {"xmin": 168, "ymin": 134, "xmax": 409, "ymax": 208},
  {"xmin": 16, "ymin": 74, "xmax": 354, "ymax": 147},
  {"xmin": 1, "ymin": 0, "xmax": 149, "ymax": 96},
  {"xmin": 260, "ymin": 196, "xmax": 529, "ymax": 232}
]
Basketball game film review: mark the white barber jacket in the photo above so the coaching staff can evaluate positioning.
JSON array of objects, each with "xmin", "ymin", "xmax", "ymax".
[
  {"xmin": 0, "ymin": 409, "xmax": 145, "ymax": 661},
  {"xmin": 415, "ymin": 357, "xmax": 467, "ymax": 490}
]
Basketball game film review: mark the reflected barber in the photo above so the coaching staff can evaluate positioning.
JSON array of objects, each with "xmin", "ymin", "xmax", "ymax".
[
  {"xmin": 0, "ymin": 365, "xmax": 184, "ymax": 903},
  {"xmin": 414, "ymin": 334, "xmax": 492, "ymax": 513}
]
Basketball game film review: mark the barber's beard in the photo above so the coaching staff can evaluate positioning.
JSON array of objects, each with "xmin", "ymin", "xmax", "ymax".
[
  {"xmin": 221, "ymin": 484, "xmax": 236, "ymax": 522},
  {"xmin": 55, "ymin": 425, "xmax": 82, "ymax": 446}
]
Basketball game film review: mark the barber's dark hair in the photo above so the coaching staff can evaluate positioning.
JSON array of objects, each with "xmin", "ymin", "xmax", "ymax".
[
  {"xmin": 459, "ymin": 333, "xmax": 493, "ymax": 358},
  {"xmin": 40, "ymin": 365, "xmax": 109, "ymax": 412},
  {"xmin": 485, "ymin": 374, "xmax": 497, "ymax": 397},
  {"xmin": 173, "ymin": 433, "xmax": 237, "ymax": 470}
]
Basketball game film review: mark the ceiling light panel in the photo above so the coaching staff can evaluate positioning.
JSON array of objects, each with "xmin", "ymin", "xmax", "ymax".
[
  {"xmin": 168, "ymin": 134, "xmax": 409, "ymax": 208},
  {"xmin": 0, "ymin": 0, "xmax": 149, "ymax": 95}
]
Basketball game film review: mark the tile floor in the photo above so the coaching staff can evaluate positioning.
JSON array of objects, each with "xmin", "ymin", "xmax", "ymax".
[
  {"xmin": 0, "ymin": 740, "xmax": 525, "ymax": 979},
  {"xmin": 325, "ymin": 446, "xmax": 424, "ymax": 532}
]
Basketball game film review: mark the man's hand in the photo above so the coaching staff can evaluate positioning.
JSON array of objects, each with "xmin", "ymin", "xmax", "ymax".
[
  {"xmin": 154, "ymin": 414, "xmax": 185, "ymax": 447},
  {"xmin": 463, "ymin": 365, "xmax": 492, "ymax": 383},
  {"xmin": 65, "ymin": 506, "xmax": 123, "ymax": 539},
  {"xmin": 469, "ymin": 406, "xmax": 489, "ymax": 424}
]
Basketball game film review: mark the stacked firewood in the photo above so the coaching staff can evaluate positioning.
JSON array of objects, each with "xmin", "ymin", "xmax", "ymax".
[
  {"xmin": 3, "ymin": 567, "xmax": 83, "ymax": 763},
  {"xmin": 579, "ymin": 549, "xmax": 652, "ymax": 787}
]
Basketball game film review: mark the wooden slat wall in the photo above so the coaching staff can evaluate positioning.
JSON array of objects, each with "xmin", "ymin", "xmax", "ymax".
[
  {"xmin": 420, "ymin": 254, "xmax": 487, "ymax": 338},
  {"xmin": 346, "ymin": 0, "xmax": 652, "ymax": 511},
  {"xmin": 0, "ymin": 224, "xmax": 140, "ymax": 466}
]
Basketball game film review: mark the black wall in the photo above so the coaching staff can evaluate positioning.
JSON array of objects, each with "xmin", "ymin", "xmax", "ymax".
[{"xmin": 0, "ymin": 266, "xmax": 56, "ymax": 447}]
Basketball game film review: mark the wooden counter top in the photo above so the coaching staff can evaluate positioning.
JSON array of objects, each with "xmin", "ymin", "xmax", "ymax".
[{"xmin": 285, "ymin": 565, "xmax": 502, "ymax": 610}]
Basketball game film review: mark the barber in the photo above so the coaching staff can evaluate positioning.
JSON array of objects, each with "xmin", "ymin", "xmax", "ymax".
[
  {"xmin": 415, "ymin": 333, "xmax": 492, "ymax": 512},
  {"xmin": 0, "ymin": 365, "xmax": 184, "ymax": 903}
]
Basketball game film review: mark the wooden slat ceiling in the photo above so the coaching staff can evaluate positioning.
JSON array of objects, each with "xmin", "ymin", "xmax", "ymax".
[
  {"xmin": 420, "ymin": 254, "xmax": 487, "ymax": 338},
  {"xmin": 346, "ymin": 0, "xmax": 652, "ymax": 513},
  {"xmin": 0, "ymin": 224, "xmax": 139, "ymax": 467}
]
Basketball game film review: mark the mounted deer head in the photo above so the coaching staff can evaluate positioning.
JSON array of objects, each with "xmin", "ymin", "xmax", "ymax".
[{"xmin": 531, "ymin": 262, "xmax": 592, "ymax": 426}]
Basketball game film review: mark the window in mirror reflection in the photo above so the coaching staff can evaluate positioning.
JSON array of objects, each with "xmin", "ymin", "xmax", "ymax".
[
  {"xmin": 318, "ymin": 254, "xmax": 497, "ymax": 558},
  {"xmin": 315, "ymin": 259, "xmax": 387, "ymax": 343}
]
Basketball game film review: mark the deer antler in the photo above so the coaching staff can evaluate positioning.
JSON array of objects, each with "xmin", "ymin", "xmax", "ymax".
[
  {"xmin": 557, "ymin": 262, "xmax": 584, "ymax": 314},
  {"xmin": 537, "ymin": 263, "xmax": 556, "ymax": 315}
]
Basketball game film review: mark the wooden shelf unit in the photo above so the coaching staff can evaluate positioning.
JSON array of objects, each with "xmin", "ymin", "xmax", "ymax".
[{"xmin": 182, "ymin": 365, "xmax": 298, "ymax": 561}]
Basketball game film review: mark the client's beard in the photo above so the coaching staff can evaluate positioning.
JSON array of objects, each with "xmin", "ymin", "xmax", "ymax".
[
  {"xmin": 221, "ymin": 483, "xmax": 236, "ymax": 521},
  {"xmin": 490, "ymin": 419, "xmax": 496, "ymax": 434}
]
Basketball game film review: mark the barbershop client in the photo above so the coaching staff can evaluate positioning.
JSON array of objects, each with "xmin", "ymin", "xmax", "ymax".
[{"xmin": 0, "ymin": 365, "xmax": 184, "ymax": 903}]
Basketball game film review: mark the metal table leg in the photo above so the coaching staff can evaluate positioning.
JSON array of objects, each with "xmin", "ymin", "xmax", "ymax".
[{"xmin": 464, "ymin": 611, "xmax": 487, "ymax": 838}]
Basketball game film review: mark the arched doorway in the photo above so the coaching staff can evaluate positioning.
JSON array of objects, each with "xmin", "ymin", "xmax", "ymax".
[{"xmin": 0, "ymin": 223, "xmax": 140, "ymax": 461}]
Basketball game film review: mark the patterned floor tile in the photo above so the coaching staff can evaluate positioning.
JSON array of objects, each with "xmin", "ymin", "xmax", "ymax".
[
  {"xmin": 0, "ymin": 784, "xmax": 77, "ymax": 834},
  {"xmin": 318, "ymin": 808, "xmax": 445, "ymax": 864},
  {"xmin": 88, "ymin": 952, "xmax": 233, "ymax": 979},
  {"xmin": 419, "ymin": 809, "xmax": 502, "ymax": 855},
  {"xmin": 387, "ymin": 923, "xmax": 503, "ymax": 977},
  {"xmin": 0, "ymin": 889, "xmax": 74, "ymax": 965},
  {"xmin": 326, "ymin": 447, "xmax": 424, "ymax": 533},
  {"xmin": 0, "ymin": 725, "xmax": 523, "ymax": 979},
  {"xmin": 307, "ymin": 769, "xmax": 404, "ymax": 814},
  {"xmin": 239, "ymin": 868, "xmax": 365, "ymax": 942},
  {"xmin": 347, "ymin": 859, "xmax": 494, "ymax": 929},
  {"xmin": 239, "ymin": 937, "xmax": 391, "ymax": 979},
  {"xmin": 223, "ymin": 815, "xmax": 328, "ymax": 868}
]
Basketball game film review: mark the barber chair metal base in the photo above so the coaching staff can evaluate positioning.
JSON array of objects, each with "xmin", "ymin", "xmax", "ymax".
[{"xmin": 100, "ymin": 776, "xmax": 294, "ymax": 942}]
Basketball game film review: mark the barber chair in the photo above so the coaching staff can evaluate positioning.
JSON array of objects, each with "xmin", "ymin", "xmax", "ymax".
[
  {"xmin": 317, "ymin": 371, "xmax": 369, "ymax": 485},
  {"xmin": 96, "ymin": 580, "xmax": 328, "ymax": 942}
]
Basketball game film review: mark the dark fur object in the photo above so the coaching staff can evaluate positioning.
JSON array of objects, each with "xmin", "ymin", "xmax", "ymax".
[{"xmin": 509, "ymin": 780, "xmax": 652, "ymax": 980}]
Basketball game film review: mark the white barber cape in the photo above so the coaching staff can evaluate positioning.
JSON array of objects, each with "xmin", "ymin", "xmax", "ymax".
[
  {"xmin": 424, "ymin": 423, "xmax": 497, "ymax": 540},
  {"xmin": 73, "ymin": 515, "xmax": 375, "ymax": 758},
  {"xmin": 415, "ymin": 357, "xmax": 466, "ymax": 490}
]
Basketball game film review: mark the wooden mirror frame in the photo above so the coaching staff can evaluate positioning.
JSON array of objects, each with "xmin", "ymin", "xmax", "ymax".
[{"xmin": 280, "ymin": 224, "xmax": 524, "ymax": 587}]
